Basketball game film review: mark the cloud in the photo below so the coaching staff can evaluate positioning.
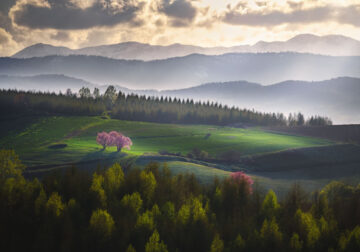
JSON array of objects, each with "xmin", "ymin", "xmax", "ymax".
[
  {"xmin": 50, "ymin": 31, "xmax": 70, "ymax": 41},
  {"xmin": 0, "ymin": 0, "xmax": 16, "ymax": 13},
  {"xmin": 155, "ymin": 0, "xmax": 197, "ymax": 27},
  {"xmin": 0, "ymin": 29, "xmax": 10, "ymax": 43},
  {"xmin": 0, "ymin": 0, "xmax": 17, "ymax": 31},
  {"xmin": 0, "ymin": 28, "xmax": 19, "ymax": 56},
  {"xmin": 160, "ymin": 0, "xmax": 196, "ymax": 20},
  {"xmin": 222, "ymin": 4, "xmax": 360, "ymax": 27},
  {"xmin": 11, "ymin": 0, "xmax": 145, "ymax": 29},
  {"xmin": 1, "ymin": 0, "xmax": 360, "ymax": 57},
  {"xmin": 255, "ymin": 1, "xmax": 267, "ymax": 8},
  {"xmin": 0, "ymin": 12, "xmax": 12, "ymax": 31},
  {"xmin": 287, "ymin": 1, "xmax": 303, "ymax": 10},
  {"xmin": 337, "ymin": 5, "xmax": 360, "ymax": 27}
]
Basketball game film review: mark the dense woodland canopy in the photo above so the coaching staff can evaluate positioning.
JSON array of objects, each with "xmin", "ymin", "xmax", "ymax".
[
  {"xmin": 0, "ymin": 87, "xmax": 332, "ymax": 126},
  {"xmin": 0, "ymin": 149, "xmax": 359, "ymax": 252}
]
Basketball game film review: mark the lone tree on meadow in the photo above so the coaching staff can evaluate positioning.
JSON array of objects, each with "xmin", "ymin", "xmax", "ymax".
[{"xmin": 96, "ymin": 131, "xmax": 132, "ymax": 152}]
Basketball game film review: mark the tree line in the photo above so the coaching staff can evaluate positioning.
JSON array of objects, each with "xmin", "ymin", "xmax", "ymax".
[
  {"xmin": 0, "ymin": 149, "xmax": 358, "ymax": 252},
  {"xmin": 0, "ymin": 87, "xmax": 332, "ymax": 126}
]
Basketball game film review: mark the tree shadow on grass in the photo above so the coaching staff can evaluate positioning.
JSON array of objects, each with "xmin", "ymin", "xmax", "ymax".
[
  {"xmin": 81, "ymin": 148, "xmax": 124, "ymax": 160},
  {"xmin": 78, "ymin": 147, "xmax": 135, "ymax": 170},
  {"xmin": 48, "ymin": 144, "xmax": 68, "ymax": 149}
]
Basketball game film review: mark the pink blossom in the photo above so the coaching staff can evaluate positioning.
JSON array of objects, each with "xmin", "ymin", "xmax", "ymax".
[
  {"xmin": 96, "ymin": 131, "xmax": 132, "ymax": 152},
  {"xmin": 108, "ymin": 131, "xmax": 122, "ymax": 146},
  {"xmin": 96, "ymin": 132, "xmax": 110, "ymax": 149},
  {"xmin": 230, "ymin": 171, "xmax": 254, "ymax": 193},
  {"xmin": 111, "ymin": 134, "xmax": 132, "ymax": 152}
]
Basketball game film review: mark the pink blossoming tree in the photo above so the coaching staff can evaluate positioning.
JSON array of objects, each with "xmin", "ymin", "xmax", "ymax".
[
  {"xmin": 96, "ymin": 131, "xmax": 132, "ymax": 152},
  {"xmin": 230, "ymin": 171, "xmax": 254, "ymax": 194},
  {"xmin": 96, "ymin": 132, "xmax": 110, "ymax": 150}
]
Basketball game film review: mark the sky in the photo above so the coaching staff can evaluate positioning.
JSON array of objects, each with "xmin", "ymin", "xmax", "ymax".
[{"xmin": 1, "ymin": 0, "xmax": 360, "ymax": 56}]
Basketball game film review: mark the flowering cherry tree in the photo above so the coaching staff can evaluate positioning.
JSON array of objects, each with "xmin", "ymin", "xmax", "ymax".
[
  {"xmin": 96, "ymin": 132, "xmax": 110, "ymax": 150},
  {"xmin": 109, "ymin": 131, "xmax": 133, "ymax": 152},
  {"xmin": 96, "ymin": 131, "xmax": 132, "ymax": 152},
  {"xmin": 230, "ymin": 171, "xmax": 254, "ymax": 193}
]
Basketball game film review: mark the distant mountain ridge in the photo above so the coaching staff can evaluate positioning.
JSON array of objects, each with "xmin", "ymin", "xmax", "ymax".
[
  {"xmin": 157, "ymin": 77, "xmax": 360, "ymax": 124},
  {"xmin": 2, "ymin": 52, "xmax": 360, "ymax": 89},
  {"xmin": 12, "ymin": 34, "xmax": 360, "ymax": 60},
  {"xmin": 0, "ymin": 74, "xmax": 359, "ymax": 124},
  {"xmin": 0, "ymin": 74, "xmax": 96, "ymax": 93},
  {"xmin": 0, "ymin": 74, "xmax": 131, "ymax": 93}
]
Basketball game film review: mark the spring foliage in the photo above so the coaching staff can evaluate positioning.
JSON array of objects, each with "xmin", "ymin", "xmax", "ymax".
[
  {"xmin": 90, "ymin": 209, "xmax": 115, "ymax": 238},
  {"xmin": 0, "ymin": 150, "xmax": 359, "ymax": 252},
  {"xmin": 96, "ymin": 131, "xmax": 132, "ymax": 152}
]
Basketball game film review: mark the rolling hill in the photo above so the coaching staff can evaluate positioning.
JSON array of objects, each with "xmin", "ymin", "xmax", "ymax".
[
  {"xmin": 12, "ymin": 34, "xmax": 360, "ymax": 60},
  {"xmin": 1, "ymin": 115, "xmax": 359, "ymax": 192}
]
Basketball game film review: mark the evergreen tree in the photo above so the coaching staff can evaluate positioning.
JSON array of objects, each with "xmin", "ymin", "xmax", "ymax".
[
  {"xmin": 290, "ymin": 233, "xmax": 303, "ymax": 252},
  {"xmin": 145, "ymin": 230, "xmax": 168, "ymax": 252},
  {"xmin": 210, "ymin": 234, "xmax": 224, "ymax": 252},
  {"xmin": 46, "ymin": 192, "xmax": 65, "ymax": 217},
  {"xmin": 89, "ymin": 209, "xmax": 115, "ymax": 238},
  {"xmin": 261, "ymin": 189, "xmax": 280, "ymax": 219}
]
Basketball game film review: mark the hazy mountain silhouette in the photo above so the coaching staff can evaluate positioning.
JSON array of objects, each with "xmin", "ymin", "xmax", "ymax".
[
  {"xmin": 0, "ymin": 74, "xmax": 97, "ymax": 93},
  {"xmin": 0, "ymin": 74, "xmax": 132, "ymax": 94},
  {"xmin": 13, "ymin": 44, "xmax": 74, "ymax": 58},
  {"xmin": 12, "ymin": 34, "xmax": 360, "ymax": 60},
  {"xmin": 1, "ymin": 53, "xmax": 360, "ymax": 89},
  {"xmin": 156, "ymin": 77, "xmax": 360, "ymax": 124},
  {"xmin": 252, "ymin": 34, "xmax": 360, "ymax": 56}
]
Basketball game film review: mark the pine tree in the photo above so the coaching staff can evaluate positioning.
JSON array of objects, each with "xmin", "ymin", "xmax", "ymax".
[{"xmin": 145, "ymin": 230, "xmax": 168, "ymax": 252}]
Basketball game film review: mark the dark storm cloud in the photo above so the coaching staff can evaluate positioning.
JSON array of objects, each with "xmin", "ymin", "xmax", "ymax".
[
  {"xmin": 0, "ymin": 12, "xmax": 12, "ymax": 30},
  {"xmin": 12, "ymin": 0, "xmax": 144, "ymax": 29},
  {"xmin": 0, "ymin": 0, "xmax": 16, "ymax": 30},
  {"xmin": 223, "ymin": 5, "xmax": 360, "ymax": 27},
  {"xmin": 0, "ymin": 0, "xmax": 16, "ymax": 13},
  {"xmin": 158, "ymin": 0, "xmax": 197, "ymax": 24}
]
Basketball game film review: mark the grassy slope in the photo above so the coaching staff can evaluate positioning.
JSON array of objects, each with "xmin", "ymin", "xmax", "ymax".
[
  {"xmin": 0, "ymin": 116, "xmax": 332, "ymax": 167},
  {"xmin": 3, "ymin": 115, "xmax": 350, "ymax": 193}
]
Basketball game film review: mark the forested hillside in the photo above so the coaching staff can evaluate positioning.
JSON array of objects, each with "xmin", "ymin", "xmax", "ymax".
[
  {"xmin": 0, "ymin": 150, "xmax": 359, "ymax": 252},
  {"xmin": 156, "ymin": 77, "xmax": 360, "ymax": 124},
  {"xmin": 0, "ymin": 89, "xmax": 331, "ymax": 127}
]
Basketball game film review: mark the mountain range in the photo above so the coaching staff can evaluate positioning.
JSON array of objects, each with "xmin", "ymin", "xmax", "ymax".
[
  {"xmin": 1, "ymin": 52, "xmax": 359, "ymax": 90},
  {"xmin": 158, "ymin": 77, "xmax": 360, "ymax": 124},
  {"xmin": 4, "ymin": 34, "xmax": 360, "ymax": 124},
  {"xmin": 0, "ymin": 74, "xmax": 359, "ymax": 124},
  {"xmin": 0, "ymin": 74, "xmax": 131, "ymax": 94},
  {"xmin": 12, "ymin": 34, "xmax": 360, "ymax": 60},
  {"xmin": 0, "ymin": 74, "xmax": 98, "ymax": 93}
]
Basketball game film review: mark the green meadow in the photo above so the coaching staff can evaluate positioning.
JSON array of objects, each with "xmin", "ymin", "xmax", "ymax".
[
  {"xmin": 0, "ymin": 116, "xmax": 332, "ymax": 167},
  {"xmin": 6, "ymin": 115, "xmax": 359, "ymax": 192}
]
